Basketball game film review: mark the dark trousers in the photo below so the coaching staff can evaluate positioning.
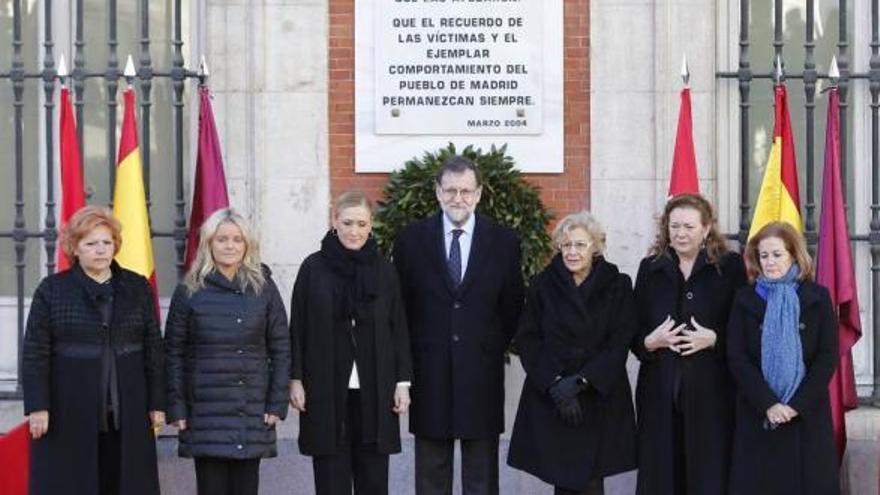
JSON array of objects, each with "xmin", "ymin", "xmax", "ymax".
[
  {"xmin": 554, "ymin": 479, "xmax": 605, "ymax": 495},
  {"xmin": 98, "ymin": 423, "xmax": 121, "ymax": 495},
  {"xmin": 414, "ymin": 436, "xmax": 499, "ymax": 495},
  {"xmin": 194, "ymin": 457, "xmax": 261, "ymax": 495},
  {"xmin": 312, "ymin": 390, "xmax": 390, "ymax": 495}
]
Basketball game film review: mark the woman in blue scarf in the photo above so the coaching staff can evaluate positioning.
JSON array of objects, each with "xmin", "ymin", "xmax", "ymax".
[{"xmin": 727, "ymin": 222, "xmax": 839, "ymax": 494}]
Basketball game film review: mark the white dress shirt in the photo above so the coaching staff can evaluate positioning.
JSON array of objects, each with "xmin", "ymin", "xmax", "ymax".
[{"xmin": 442, "ymin": 212, "xmax": 475, "ymax": 280}]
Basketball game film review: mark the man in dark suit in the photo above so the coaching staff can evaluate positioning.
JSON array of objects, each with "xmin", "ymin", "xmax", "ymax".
[{"xmin": 393, "ymin": 156, "xmax": 524, "ymax": 495}]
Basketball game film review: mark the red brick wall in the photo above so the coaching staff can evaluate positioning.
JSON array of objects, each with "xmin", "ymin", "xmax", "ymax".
[{"xmin": 328, "ymin": 0, "xmax": 590, "ymax": 219}]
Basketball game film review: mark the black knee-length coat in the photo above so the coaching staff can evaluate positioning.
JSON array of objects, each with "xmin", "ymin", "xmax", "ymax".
[
  {"xmin": 289, "ymin": 251, "xmax": 413, "ymax": 456},
  {"xmin": 22, "ymin": 262, "xmax": 165, "ymax": 495},
  {"xmin": 393, "ymin": 213, "xmax": 524, "ymax": 439},
  {"xmin": 165, "ymin": 267, "xmax": 291, "ymax": 459},
  {"xmin": 632, "ymin": 250, "xmax": 746, "ymax": 495},
  {"xmin": 507, "ymin": 256, "xmax": 637, "ymax": 491},
  {"xmin": 726, "ymin": 281, "xmax": 839, "ymax": 495}
]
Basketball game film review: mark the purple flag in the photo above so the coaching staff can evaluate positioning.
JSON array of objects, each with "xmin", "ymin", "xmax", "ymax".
[
  {"xmin": 184, "ymin": 86, "xmax": 230, "ymax": 271},
  {"xmin": 816, "ymin": 86, "xmax": 861, "ymax": 464}
]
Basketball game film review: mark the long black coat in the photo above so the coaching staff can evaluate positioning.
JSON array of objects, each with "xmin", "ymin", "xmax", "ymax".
[
  {"xmin": 22, "ymin": 262, "xmax": 164, "ymax": 495},
  {"xmin": 507, "ymin": 257, "xmax": 637, "ymax": 491},
  {"xmin": 632, "ymin": 250, "xmax": 746, "ymax": 495},
  {"xmin": 393, "ymin": 213, "xmax": 524, "ymax": 439},
  {"xmin": 290, "ymin": 251, "xmax": 413, "ymax": 456},
  {"xmin": 726, "ymin": 281, "xmax": 839, "ymax": 495},
  {"xmin": 165, "ymin": 267, "xmax": 290, "ymax": 459}
]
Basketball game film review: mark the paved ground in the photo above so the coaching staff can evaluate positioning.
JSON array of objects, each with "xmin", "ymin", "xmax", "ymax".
[{"xmin": 157, "ymin": 437, "xmax": 638, "ymax": 495}]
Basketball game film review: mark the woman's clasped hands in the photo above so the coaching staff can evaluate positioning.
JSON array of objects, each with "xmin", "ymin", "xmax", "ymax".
[{"xmin": 644, "ymin": 315, "xmax": 717, "ymax": 356}]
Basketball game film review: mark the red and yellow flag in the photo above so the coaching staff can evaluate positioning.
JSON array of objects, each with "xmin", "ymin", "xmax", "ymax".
[
  {"xmin": 113, "ymin": 88, "xmax": 159, "ymax": 315},
  {"xmin": 748, "ymin": 84, "xmax": 802, "ymax": 239}
]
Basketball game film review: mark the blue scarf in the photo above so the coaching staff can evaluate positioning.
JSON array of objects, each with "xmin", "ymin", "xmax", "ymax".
[{"xmin": 756, "ymin": 264, "xmax": 805, "ymax": 404}]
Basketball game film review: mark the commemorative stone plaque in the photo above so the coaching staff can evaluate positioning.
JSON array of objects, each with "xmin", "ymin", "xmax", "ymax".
[{"xmin": 374, "ymin": 0, "xmax": 543, "ymax": 135}]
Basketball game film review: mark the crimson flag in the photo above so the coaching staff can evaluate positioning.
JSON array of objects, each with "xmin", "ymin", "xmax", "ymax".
[
  {"xmin": 667, "ymin": 87, "xmax": 699, "ymax": 197},
  {"xmin": 58, "ymin": 86, "xmax": 85, "ymax": 271},
  {"xmin": 0, "ymin": 421, "xmax": 30, "ymax": 495},
  {"xmin": 184, "ymin": 86, "xmax": 229, "ymax": 271},
  {"xmin": 816, "ymin": 86, "xmax": 862, "ymax": 464}
]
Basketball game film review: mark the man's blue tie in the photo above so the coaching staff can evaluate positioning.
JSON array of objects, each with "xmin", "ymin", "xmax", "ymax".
[{"xmin": 448, "ymin": 229, "xmax": 463, "ymax": 287}]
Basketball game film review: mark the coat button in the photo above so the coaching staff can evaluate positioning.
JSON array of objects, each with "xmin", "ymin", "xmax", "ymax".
[
  {"xmin": 236, "ymin": 444, "xmax": 243, "ymax": 450},
  {"xmin": 237, "ymin": 349, "xmax": 244, "ymax": 355},
  {"xmin": 799, "ymin": 322, "xmax": 806, "ymax": 330},
  {"xmin": 239, "ymin": 410, "xmax": 245, "ymax": 417},
  {"xmin": 452, "ymin": 334, "xmax": 460, "ymax": 342},
  {"xmin": 685, "ymin": 291, "xmax": 694, "ymax": 300},
  {"xmin": 236, "ymin": 318, "xmax": 242, "ymax": 324},
  {"xmin": 453, "ymin": 301, "xmax": 461, "ymax": 309}
]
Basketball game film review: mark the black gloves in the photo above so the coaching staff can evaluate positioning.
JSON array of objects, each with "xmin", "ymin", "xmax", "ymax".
[
  {"xmin": 548, "ymin": 374, "xmax": 589, "ymax": 404},
  {"xmin": 548, "ymin": 374, "xmax": 589, "ymax": 427},
  {"xmin": 556, "ymin": 397, "xmax": 583, "ymax": 426}
]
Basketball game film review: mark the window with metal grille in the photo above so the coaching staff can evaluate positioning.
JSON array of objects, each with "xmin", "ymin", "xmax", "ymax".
[
  {"xmin": 0, "ymin": 0, "xmax": 198, "ymax": 396},
  {"xmin": 716, "ymin": 0, "xmax": 879, "ymax": 402}
]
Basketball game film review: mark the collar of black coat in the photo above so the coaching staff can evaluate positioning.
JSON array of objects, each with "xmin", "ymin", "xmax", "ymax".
[
  {"xmin": 647, "ymin": 248, "xmax": 718, "ymax": 279},
  {"xmin": 70, "ymin": 260, "xmax": 131, "ymax": 306},
  {"xmin": 549, "ymin": 254, "xmax": 619, "ymax": 300},
  {"xmin": 735, "ymin": 279, "xmax": 825, "ymax": 318},
  {"xmin": 202, "ymin": 263, "xmax": 272, "ymax": 292},
  {"xmin": 205, "ymin": 268, "xmax": 243, "ymax": 292}
]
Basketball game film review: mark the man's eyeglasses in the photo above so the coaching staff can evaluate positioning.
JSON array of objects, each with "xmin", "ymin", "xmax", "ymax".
[{"xmin": 440, "ymin": 187, "xmax": 478, "ymax": 201}]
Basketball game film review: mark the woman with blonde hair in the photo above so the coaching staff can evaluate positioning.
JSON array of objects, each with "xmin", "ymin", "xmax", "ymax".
[
  {"xmin": 23, "ymin": 205, "xmax": 165, "ymax": 495},
  {"xmin": 633, "ymin": 193, "xmax": 746, "ymax": 495},
  {"xmin": 289, "ymin": 191, "xmax": 412, "ymax": 495},
  {"xmin": 727, "ymin": 221, "xmax": 838, "ymax": 494},
  {"xmin": 508, "ymin": 210, "xmax": 636, "ymax": 495},
  {"xmin": 165, "ymin": 207, "xmax": 290, "ymax": 495}
]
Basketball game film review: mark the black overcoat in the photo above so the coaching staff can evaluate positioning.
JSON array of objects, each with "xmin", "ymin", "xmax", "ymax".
[
  {"xmin": 632, "ymin": 250, "xmax": 746, "ymax": 495},
  {"xmin": 165, "ymin": 266, "xmax": 290, "ymax": 459},
  {"xmin": 726, "ymin": 281, "xmax": 839, "ymax": 495},
  {"xmin": 289, "ymin": 251, "xmax": 413, "ymax": 455},
  {"xmin": 22, "ymin": 262, "xmax": 164, "ymax": 495},
  {"xmin": 507, "ymin": 257, "xmax": 637, "ymax": 491},
  {"xmin": 392, "ymin": 213, "xmax": 524, "ymax": 439}
]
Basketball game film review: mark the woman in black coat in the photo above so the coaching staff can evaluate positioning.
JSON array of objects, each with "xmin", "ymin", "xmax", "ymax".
[
  {"xmin": 727, "ymin": 221, "xmax": 839, "ymax": 494},
  {"xmin": 165, "ymin": 208, "xmax": 290, "ymax": 495},
  {"xmin": 22, "ymin": 205, "xmax": 165, "ymax": 495},
  {"xmin": 508, "ymin": 211, "xmax": 637, "ymax": 495},
  {"xmin": 289, "ymin": 191, "xmax": 413, "ymax": 495},
  {"xmin": 633, "ymin": 194, "xmax": 746, "ymax": 495}
]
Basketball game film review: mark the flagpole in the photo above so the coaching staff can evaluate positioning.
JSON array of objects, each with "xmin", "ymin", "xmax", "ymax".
[{"xmin": 198, "ymin": 54, "xmax": 210, "ymax": 88}]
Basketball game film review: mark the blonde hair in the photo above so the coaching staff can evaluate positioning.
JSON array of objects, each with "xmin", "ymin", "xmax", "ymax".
[
  {"xmin": 744, "ymin": 222, "xmax": 813, "ymax": 283},
  {"xmin": 649, "ymin": 193, "xmax": 729, "ymax": 264},
  {"xmin": 552, "ymin": 210, "xmax": 606, "ymax": 257},
  {"xmin": 184, "ymin": 208, "xmax": 265, "ymax": 294},
  {"xmin": 334, "ymin": 191, "xmax": 375, "ymax": 217},
  {"xmin": 61, "ymin": 205, "xmax": 122, "ymax": 265}
]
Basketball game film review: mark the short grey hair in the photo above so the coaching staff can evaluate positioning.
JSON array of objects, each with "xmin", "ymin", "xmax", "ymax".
[{"xmin": 552, "ymin": 210, "xmax": 606, "ymax": 255}]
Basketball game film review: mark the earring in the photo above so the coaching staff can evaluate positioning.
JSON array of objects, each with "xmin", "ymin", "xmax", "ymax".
[{"xmin": 331, "ymin": 228, "xmax": 338, "ymax": 237}]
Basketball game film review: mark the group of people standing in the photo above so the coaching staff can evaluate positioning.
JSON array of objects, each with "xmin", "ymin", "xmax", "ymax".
[{"xmin": 22, "ymin": 155, "xmax": 841, "ymax": 495}]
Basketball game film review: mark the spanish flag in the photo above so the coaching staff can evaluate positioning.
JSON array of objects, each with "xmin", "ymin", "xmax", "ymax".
[
  {"xmin": 113, "ymin": 87, "xmax": 159, "ymax": 315},
  {"xmin": 748, "ymin": 84, "xmax": 802, "ymax": 239}
]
